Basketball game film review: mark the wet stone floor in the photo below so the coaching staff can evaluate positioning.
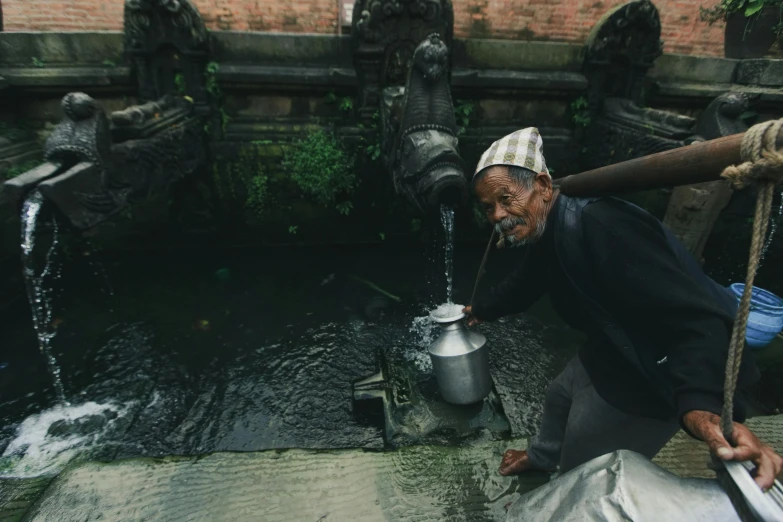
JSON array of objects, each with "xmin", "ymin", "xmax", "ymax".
[{"xmin": 0, "ymin": 243, "xmax": 582, "ymax": 520}]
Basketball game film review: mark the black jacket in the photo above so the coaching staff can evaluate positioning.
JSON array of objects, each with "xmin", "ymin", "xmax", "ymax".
[{"xmin": 473, "ymin": 195, "xmax": 760, "ymax": 422}]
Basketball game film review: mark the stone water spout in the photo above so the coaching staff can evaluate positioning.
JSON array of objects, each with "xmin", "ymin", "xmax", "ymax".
[
  {"xmin": 0, "ymin": 0, "xmax": 210, "ymax": 230},
  {"xmin": 384, "ymin": 34, "xmax": 467, "ymax": 214},
  {"xmin": 0, "ymin": 92, "xmax": 205, "ymax": 230}
]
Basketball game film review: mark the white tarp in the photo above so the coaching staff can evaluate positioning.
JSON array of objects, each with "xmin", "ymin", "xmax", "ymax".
[{"xmin": 506, "ymin": 450, "xmax": 741, "ymax": 522}]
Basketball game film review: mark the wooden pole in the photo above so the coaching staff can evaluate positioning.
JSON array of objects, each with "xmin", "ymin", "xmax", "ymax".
[
  {"xmin": 556, "ymin": 133, "xmax": 746, "ymax": 197},
  {"xmin": 556, "ymin": 122, "xmax": 783, "ymax": 197}
]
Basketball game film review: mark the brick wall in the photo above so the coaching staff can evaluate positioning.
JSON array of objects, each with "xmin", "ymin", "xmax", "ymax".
[
  {"xmin": 452, "ymin": 0, "xmax": 725, "ymax": 57},
  {"xmin": 2, "ymin": 0, "xmax": 725, "ymax": 57}
]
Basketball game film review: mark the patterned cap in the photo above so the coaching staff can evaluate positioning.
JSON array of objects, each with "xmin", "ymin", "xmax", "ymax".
[{"xmin": 473, "ymin": 127, "xmax": 550, "ymax": 179}]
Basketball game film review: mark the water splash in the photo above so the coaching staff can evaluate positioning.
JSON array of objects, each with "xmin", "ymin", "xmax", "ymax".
[
  {"xmin": 759, "ymin": 190, "xmax": 783, "ymax": 267},
  {"xmin": 21, "ymin": 191, "xmax": 67, "ymax": 404},
  {"xmin": 407, "ymin": 314, "xmax": 437, "ymax": 372},
  {"xmin": 440, "ymin": 205, "xmax": 455, "ymax": 303},
  {"xmin": 0, "ymin": 401, "xmax": 128, "ymax": 478}
]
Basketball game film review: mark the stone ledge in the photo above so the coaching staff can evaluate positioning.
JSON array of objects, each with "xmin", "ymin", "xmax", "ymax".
[
  {"xmin": 655, "ymin": 80, "xmax": 783, "ymax": 104},
  {"xmin": 0, "ymin": 67, "xmax": 131, "ymax": 88},
  {"xmin": 452, "ymin": 69, "xmax": 587, "ymax": 91},
  {"xmin": 649, "ymin": 54, "xmax": 739, "ymax": 84},
  {"xmin": 453, "ymin": 39, "xmax": 585, "ymax": 71},
  {"xmin": 218, "ymin": 64, "xmax": 356, "ymax": 87},
  {"xmin": 0, "ymin": 32, "xmax": 123, "ymax": 66},
  {"xmin": 211, "ymin": 32, "xmax": 354, "ymax": 66}
]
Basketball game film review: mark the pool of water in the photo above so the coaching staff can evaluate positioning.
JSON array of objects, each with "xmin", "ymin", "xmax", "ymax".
[{"xmin": 0, "ymin": 242, "xmax": 582, "ymax": 480}]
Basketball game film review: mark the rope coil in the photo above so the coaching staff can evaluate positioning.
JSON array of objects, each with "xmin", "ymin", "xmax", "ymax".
[
  {"xmin": 719, "ymin": 119, "xmax": 783, "ymax": 443},
  {"xmin": 716, "ymin": 118, "xmax": 783, "ymax": 522}
]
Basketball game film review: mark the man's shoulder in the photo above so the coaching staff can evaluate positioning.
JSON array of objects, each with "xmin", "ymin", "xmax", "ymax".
[{"xmin": 576, "ymin": 197, "xmax": 661, "ymax": 236}]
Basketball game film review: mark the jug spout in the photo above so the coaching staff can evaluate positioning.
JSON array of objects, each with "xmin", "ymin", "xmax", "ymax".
[{"xmin": 428, "ymin": 303, "xmax": 492, "ymax": 405}]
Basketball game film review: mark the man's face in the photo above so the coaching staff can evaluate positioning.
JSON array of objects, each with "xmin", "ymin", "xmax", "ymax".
[{"xmin": 474, "ymin": 166, "xmax": 553, "ymax": 247}]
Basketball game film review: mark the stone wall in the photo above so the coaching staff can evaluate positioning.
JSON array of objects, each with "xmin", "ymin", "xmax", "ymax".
[
  {"xmin": 0, "ymin": 31, "xmax": 781, "ymax": 254},
  {"xmin": 3, "ymin": 0, "xmax": 726, "ymax": 57}
]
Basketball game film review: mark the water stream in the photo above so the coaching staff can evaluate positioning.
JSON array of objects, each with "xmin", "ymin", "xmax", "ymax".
[
  {"xmin": 440, "ymin": 205, "xmax": 455, "ymax": 303},
  {"xmin": 759, "ymin": 189, "xmax": 783, "ymax": 267},
  {"xmin": 20, "ymin": 191, "xmax": 67, "ymax": 404}
]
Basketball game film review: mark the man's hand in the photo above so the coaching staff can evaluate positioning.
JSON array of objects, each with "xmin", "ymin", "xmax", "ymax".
[
  {"xmin": 682, "ymin": 410, "xmax": 783, "ymax": 490},
  {"xmin": 462, "ymin": 306, "xmax": 483, "ymax": 327}
]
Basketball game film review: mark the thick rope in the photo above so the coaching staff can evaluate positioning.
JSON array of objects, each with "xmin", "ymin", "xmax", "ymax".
[
  {"xmin": 716, "ymin": 119, "xmax": 783, "ymax": 522},
  {"xmin": 720, "ymin": 118, "xmax": 783, "ymax": 442}
]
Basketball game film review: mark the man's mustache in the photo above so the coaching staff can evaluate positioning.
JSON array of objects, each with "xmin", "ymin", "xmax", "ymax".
[{"xmin": 496, "ymin": 216, "xmax": 526, "ymax": 233}]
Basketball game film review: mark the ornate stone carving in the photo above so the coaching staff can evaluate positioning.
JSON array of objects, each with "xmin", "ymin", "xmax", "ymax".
[
  {"xmin": 352, "ymin": 0, "xmax": 453, "ymax": 119},
  {"xmin": 582, "ymin": 97, "xmax": 696, "ymax": 169},
  {"xmin": 124, "ymin": 0, "xmax": 210, "ymax": 114},
  {"xmin": 585, "ymin": 0, "xmax": 663, "ymax": 110},
  {"xmin": 384, "ymin": 34, "xmax": 466, "ymax": 214},
  {"xmin": 693, "ymin": 92, "xmax": 750, "ymax": 141},
  {"xmin": 2, "ymin": 92, "xmax": 205, "ymax": 230}
]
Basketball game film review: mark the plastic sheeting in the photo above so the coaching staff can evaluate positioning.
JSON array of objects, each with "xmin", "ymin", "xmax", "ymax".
[{"xmin": 506, "ymin": 450, "xmax": 741, "ymax": 522}]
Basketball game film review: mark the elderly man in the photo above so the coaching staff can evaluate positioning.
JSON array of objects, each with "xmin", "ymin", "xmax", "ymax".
[{"xmin": 463, "ymin": 128, "xmax": 783, "ymax": 490}]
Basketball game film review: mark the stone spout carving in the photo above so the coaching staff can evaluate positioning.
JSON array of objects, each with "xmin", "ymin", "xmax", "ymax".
[
  {"xmin": 582, "ymin": 97, "xmax": 697, "ymax": 169},
  {"xmin": 693, "ymin": 92, "xmax": 750, "ymax": 141},
  {"xmin": 384, "ymin": 34, "xmax": 466, "ymax": 214},
  {"xmin": 662, "ymin": 93, "xmax": 751, "ymax": 261},
  {"xmin": 124, "ymin": 0, "xmax": 210, "ymax": 115},
  {"xmin": 585, "ymin": 0, "xmax": 663, "ymax": 116},
  {"xmin": 352, "ymin": 0, "xmax": 453, "ymax": 120},
  {"xmin": 0, "ymin": 92, "xmax": 205, "ymax": 230}
]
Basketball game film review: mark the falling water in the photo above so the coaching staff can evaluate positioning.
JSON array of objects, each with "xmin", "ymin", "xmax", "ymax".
[
  {"xmin": 759, "ymin": 190, "xmax": 783, "ymax": 267},
  {"xmin": 440, "ymin": 204, "xmax": 455, "ymax": 303},
  {"xmin": 21, "ymin": 191, "xmax": 67, "ymax": 404}
]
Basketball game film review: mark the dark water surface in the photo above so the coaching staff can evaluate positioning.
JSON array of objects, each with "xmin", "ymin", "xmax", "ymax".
[{"xmin": 0, "ymin": 243, "xmax": 581, "ymax": 479}]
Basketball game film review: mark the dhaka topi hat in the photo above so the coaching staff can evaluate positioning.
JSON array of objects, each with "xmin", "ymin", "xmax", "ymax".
[{"xmin": 474, "ymin": 127, "xmax": 550, "ymax": 180}]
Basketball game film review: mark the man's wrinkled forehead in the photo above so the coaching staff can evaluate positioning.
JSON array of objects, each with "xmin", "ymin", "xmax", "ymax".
[{"xmin": 475, "ymin": 166, "xmax": 523, "ymax": 198}]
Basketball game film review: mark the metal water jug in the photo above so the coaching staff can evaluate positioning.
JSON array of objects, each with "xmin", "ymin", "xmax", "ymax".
[{"xmin": 428, "ymin": 305, "xmax": 491, "ymax": 405}]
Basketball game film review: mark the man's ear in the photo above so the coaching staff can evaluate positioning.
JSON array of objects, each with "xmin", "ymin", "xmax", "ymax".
[{"xmin": 535, "ymin": 171, "xmax": 552, "ymax": 200}]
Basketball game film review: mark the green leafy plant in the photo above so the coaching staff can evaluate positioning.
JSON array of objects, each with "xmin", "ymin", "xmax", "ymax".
[
  {"xmin": 212, "ymin": 144, "xmax": 269, "ymax": 218},
  {"xmin": 174, "ymin": 73, "xmax": 186, "ymax": 95},
  {"xmin": 378, "ymin": 232, "xmax": 386, "ymax": 241},
  {"xmin": 288, "ymin": 225, "xmax": 299, "ymax": 235},
  {"xmin": 336, "ymin": 201, "xmax": 354, "ymax": 216},
  {"xmin": 31, "ymin": 57, "xmax": 45, "ymax": 68},
  {"xmin": 454, "ymin": 100, "xmax": 475, "ymax": 135},
  {"xmin": 701, "ymin": 0, "xmax": 783, "ymax": 38},
  {"xmin": 363, "ymin": 111, "xmax": 382, "ymax": 161},
  {"xmin": 340, "ymin": 97, "xmax": 354, "ymax": 113},
  {"xmin": 205, "ymin": 62, "xmax": 221, "ymax": 100},
  {"xmin": 571, "ymin": 96, "xmax": 591, "ymax": 127},
  {"xmin": 282, "ymin": 129, "xmax": 357, "ymax": 214},
  {"xmin": 245, "ymin": 175, "xmax": 269, "ymax": 217},
  {"xmin": 102, "ymin": 59, "xmax": 117, "ymax": 68},
  {"xmin": 365, "ymin": 142, "xmax": 382, "ymax": 161},
  {"xmin": 324, "ymin": 91, "xmax": 338, "ymax": 104}
]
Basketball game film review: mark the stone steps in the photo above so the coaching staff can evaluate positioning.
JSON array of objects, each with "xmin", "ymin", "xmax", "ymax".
[{"xmin": 4, "ymin": 415, "xmax": 782, "ymax": 521}]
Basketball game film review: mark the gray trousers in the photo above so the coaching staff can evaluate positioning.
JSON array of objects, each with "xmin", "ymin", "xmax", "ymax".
[{"xmin": 527, "ymin": 357, "xmax": 681, "ymax": 474}]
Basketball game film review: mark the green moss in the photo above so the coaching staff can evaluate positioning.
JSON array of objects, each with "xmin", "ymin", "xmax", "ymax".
[
  {"xmin": 174, "ymin": 73, "xmax": 186, "ymax": 95},
  {"xmin": 454, "ymin": 101, "xmax": 475, "ymax": 135},
  {"xmin": 570, "ymin": 96, "xmax": 591, "ymax": 127},
  {"xmin": 282, "ymin": 129, "xmax": 357, "ymax": 214},
  {"xmin": 205, "ymin": 62, "xmax": 221, "ymax": 100},
  {"xmin": 212, "ymin": 143, "xmax": 269, "ymax": 219}
]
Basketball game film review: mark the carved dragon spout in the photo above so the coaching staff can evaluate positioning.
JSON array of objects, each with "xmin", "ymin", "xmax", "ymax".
[
  {"xmin": 0, "ymin": 92, "xmax": 205, "ymax": 230},
  {"xmin": 385, "ymin": 34, "xmax": 467, "ymax": 214}
]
